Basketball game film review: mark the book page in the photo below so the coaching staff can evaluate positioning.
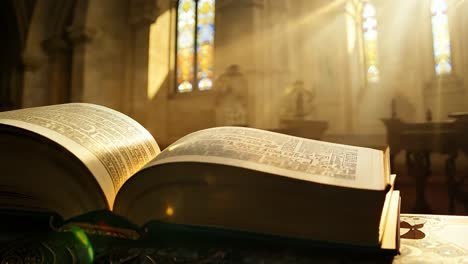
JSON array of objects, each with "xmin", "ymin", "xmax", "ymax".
[
  {"xmin": 150, "ymin": 127, "xmax": 386, "ymax": 190},
  {"xmin": 395, "ymin": 214, "xmax": 468, "ymax": 262},
  {"xmin": 0, "ymin": 103, "xmax": 160, "ymax": 207}
]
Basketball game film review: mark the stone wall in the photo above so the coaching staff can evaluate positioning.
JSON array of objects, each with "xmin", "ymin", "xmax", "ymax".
[{"xmin": 19, "ymin": 0, "xmax": 468, "ymax": 147}]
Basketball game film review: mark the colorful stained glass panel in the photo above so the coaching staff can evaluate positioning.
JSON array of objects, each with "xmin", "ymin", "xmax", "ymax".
[
  {"xmin": 362, "ymin": 3, "xmax": 379, "ymax": 83},
  {"xmin": 177, "ymin": 0, "xmax": 196, "ymax": 92},
  {"xmin": 196, "ymin": 0, "xmax": 215, "ymax": 90},
  {"xmin": 431, "ymin": 0, "xmax": 452, "ymax": 75}
]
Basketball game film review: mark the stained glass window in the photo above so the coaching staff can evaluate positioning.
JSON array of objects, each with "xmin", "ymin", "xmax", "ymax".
[
  {"xmin": 431, "ymin": 0, "xmax": 452, "ymax": 75},
  {"xmin": 177, "ymin": 0, "xmax": 196, "ymax": 92},
  {"xmin": 197, "ymin": 0, "xmax": 215, "ymax": 90},
  {"xmin": 362, "ymin": 2, "xmax": 379, "ymax": 83},
  {"xmin": 176, "ymin": 0, "xmax": 215, "ymax": 93}
]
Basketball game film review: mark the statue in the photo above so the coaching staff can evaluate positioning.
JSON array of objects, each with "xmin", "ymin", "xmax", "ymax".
[
  {"xmin": 214, "ymin": 65, "xmax": 248, "ymax": 126},
  {"xmin": 280, "ymin": 80, "xmax": 317, "ymax": 121}
]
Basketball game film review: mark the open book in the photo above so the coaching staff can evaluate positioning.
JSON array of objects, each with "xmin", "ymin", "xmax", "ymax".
[{"xmin": 0, "ymin": 103, "xmax": 399, "ymax": 253}]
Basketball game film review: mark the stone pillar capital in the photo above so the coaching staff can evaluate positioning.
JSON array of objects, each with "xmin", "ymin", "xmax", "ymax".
[
  {"xmin": 41, "ymin": 37, "xmax": 70, "ymax": 55},
  {"xmin": 67, "ymin": 26, "xmax": 96, "ymax": 46},
  {"xmin": 128, "ymin": 0, "xmax": 159, "ymax": 27}
]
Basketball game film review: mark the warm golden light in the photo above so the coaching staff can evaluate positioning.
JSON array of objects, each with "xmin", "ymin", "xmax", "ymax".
[
  {"xmin": 346, "ymin": 1, "xmax": 357, "ymax": 54},
  {"xmin": 166, "ymin": 206, "xmax": 174, "ymax": 216},
  {"xmin": 167, "ymin": 143, "xmax": 181, "ymax": 152},
  {"xmin": 148, "ymin": 10, "xmax": 171, "ymax": 100},
  {"xmin": 292, "ymin": 0, "xmax": 347, "ymax": 27}
]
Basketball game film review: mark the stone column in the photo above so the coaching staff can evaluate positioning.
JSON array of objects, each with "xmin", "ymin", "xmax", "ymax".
[
  {"xmin": 67, "ymin": 26, "xmax": 95, "ymax": 102},
  {"xmin": 41, "ymin": 37, "xmax": 73, "ymax": 105},
  {"xmin": 21, "ymin": 50, "xmax": 48, "ymax": 107},
  {"xmin": 265, "ymin": 0, "xmax": 291, "ymax": 129},
  {"xmin": 22, "ymin": 52, "xmax": 44, "ymax": 73},
  {"xmin": 126, "ymin": 0, "xmax": 159, "ymax": 124}
]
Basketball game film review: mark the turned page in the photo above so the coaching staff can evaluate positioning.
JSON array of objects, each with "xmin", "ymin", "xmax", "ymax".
[
  {"xmin": 149, "ymin": 126, "xmax": 387, "ymax": 190},
  {"xmin": 0, "ymin": 103, "xmax": 160, "ymax": 207}
]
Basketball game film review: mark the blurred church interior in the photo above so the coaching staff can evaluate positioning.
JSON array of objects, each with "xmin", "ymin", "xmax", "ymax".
[{"xmin": 1, "ymin": 0, "xmax": 468, "ymax": 215}]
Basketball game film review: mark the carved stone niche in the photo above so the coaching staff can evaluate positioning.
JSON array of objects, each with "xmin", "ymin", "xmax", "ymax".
[{"xmin": 423, "ymin": 76, "xmax": 465, "ymax": 121}]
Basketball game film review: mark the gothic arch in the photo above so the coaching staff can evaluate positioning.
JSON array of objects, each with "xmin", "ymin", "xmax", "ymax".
[{"xmin": 22, "ymin": 0, "xmax": 82, "ymax": 107}]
